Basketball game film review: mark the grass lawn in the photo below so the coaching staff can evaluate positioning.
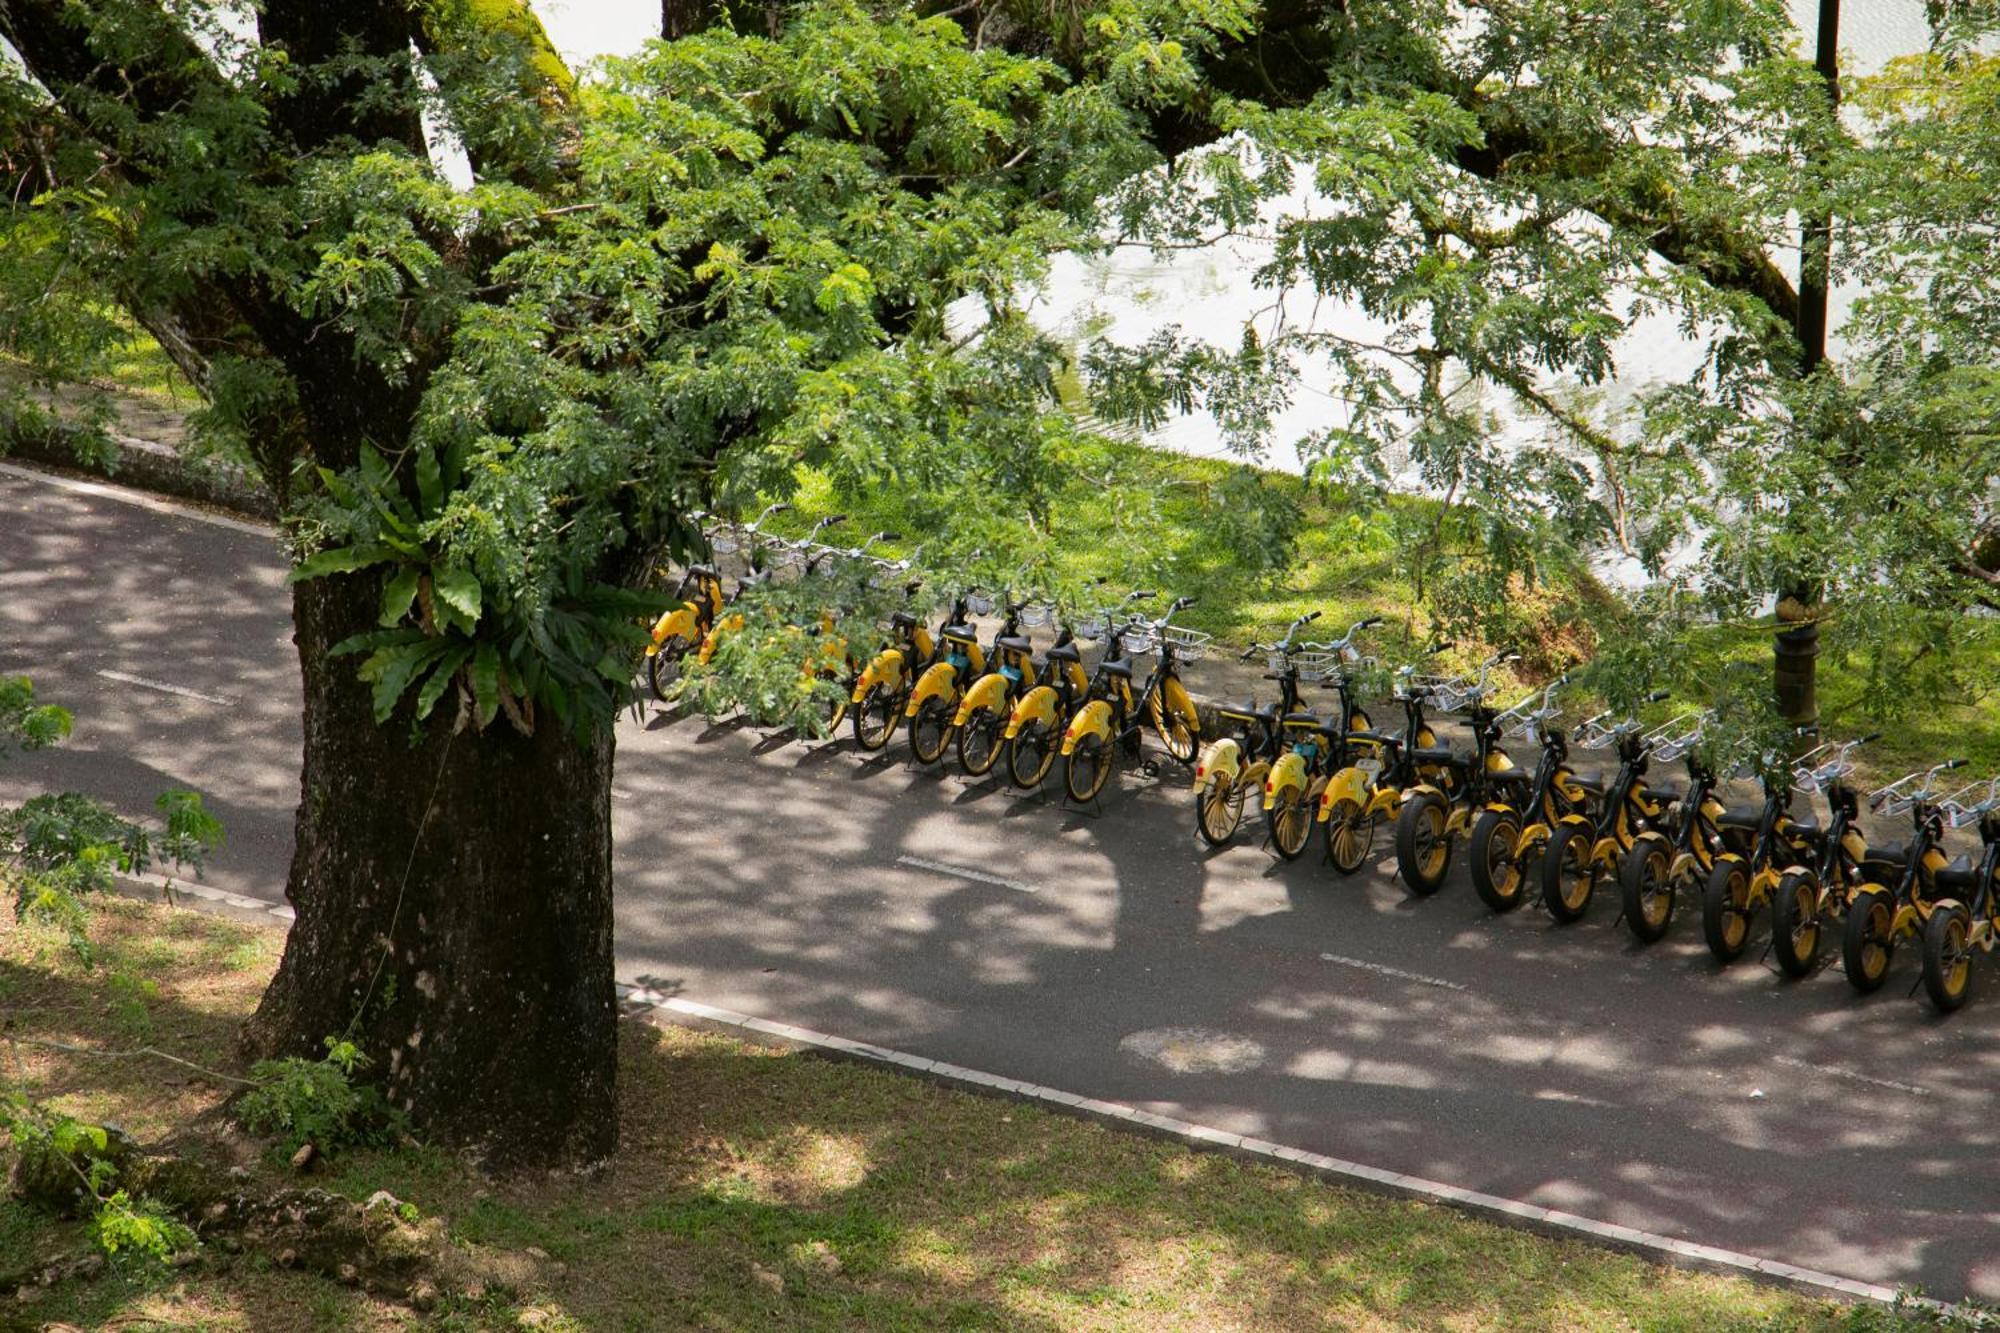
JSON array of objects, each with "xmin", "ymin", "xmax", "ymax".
[{"xmin": 0, "ymin": 897, "xmax": 1955, "ymax": 1332}]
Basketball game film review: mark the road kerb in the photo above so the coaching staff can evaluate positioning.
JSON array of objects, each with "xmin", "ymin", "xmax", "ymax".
[{"xmin": 636, "ymin": 989, "xmax": 1932, "ymax": 1316}]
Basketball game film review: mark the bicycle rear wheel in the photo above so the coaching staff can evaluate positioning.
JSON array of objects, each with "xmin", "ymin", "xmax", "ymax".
[
  {"xmin": 1066, "ymin": 733, "xmax": 1114, "ymax": 802},
  {"xmin": 1196, "ymin": 775, "xmax": 1246, "ymax": 846},
  {"xmin": 1007, "ymin": 720, "xmax": 1059, "ymax": 790}
]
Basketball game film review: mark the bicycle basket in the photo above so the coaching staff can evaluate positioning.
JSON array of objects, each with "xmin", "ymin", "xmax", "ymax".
[
  {"xmin": 1573, "ymin": 721, "xmax": 1618, "ymax": 751},
  {"xmin": 1266, "ymin": 651, "xmax": 1293, "ymax": 674},
  {"xmin": 709, "ymin": 535, "xmax": 740, "ymax": 556},
  {"xmin": 1794, "ymin": 757, "xmax": 1854, "ymax": 795},
  {"xmin": 1122, "ymin": 627, "xmax": 1159, "ymax": 655},
  {"xmin": 1425, "ymin": 676, "xmax": 1477, "ymax": 712},
  {"xmin": 1018, "ymin": 603, "xmax": 1054, "ymax": 629},
  {"xmin": 1938, "ymin": 781, "xmax": 1993, "ymax": 828},
  {"xmin": 1292, "ymin": 651, "xmax": 1340, "ymax": 682},
  {"xmin": 1077, "ymin": 616, "xmax": 1108, "ymax": 640},
  {"xmin": 1653, "ymin": 733, "xmax": 1699, "ymax": 763},
  {"xmin": 1398, "ymin": 672, "xmax": 1455, "ymax": 701},
  {"xmin": 1875, "ymin": 791, "xmax": 1920, "ymax": 818},
  {"xmin": 1162, "ymin": 625, "xmax": 1212, "ymax": 662},
  {"xmin": 965, "ymin": 592, "xmax": 996, "ymax": 616},
  {"xmin": 1941, "ymin": 800, "xmax": 1984, "ymax": 829}
]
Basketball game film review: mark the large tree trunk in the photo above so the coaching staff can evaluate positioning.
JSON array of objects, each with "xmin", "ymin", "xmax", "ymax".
[{"xmin": 243, "ymin": 574, "xmax": 619, "ymax": 1170}]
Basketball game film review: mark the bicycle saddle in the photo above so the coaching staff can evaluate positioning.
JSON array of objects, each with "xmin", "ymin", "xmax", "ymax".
[
  {"xmin": 1281, "ymin": 711, "xmax": 1325, "ymax": 728},
  {"xmin": 1410, "ymin": 745, "xmax": 1458, "ymax": 766},
  {"xmin": 1043, "ymin": 642, "xmax": 1082, "ymax": 665},
  {"xmin": 1568, "ymin": 774, "xmax": 1606, "ymax": 797},
  {"xmin": 1221, "ymin": 704, "xmax": 1278, "ymax": 726},
  {"xmin": 940, "ymin": 623, "xmax": 979, "ymax": 641},
  {"xmin": 1935, "ymin": 856, "xmax": 1981, "ymax": 894},
  {"xmin": 890, "ymin": 610, "xmax": 917, "ymax": 630},
  {"xmin": 995, "ymin": 635, "xmax": 1033, "ymax": 655},
  {"xmin": 1862, "ymin": 841, "xmax": 1909, "ymax": 868},
  {"xmin": 1787, "ymin": 813, "xmax": 1822, "ymax": 837},
  {"xmin": 1099, "ymin": 659, "xmax": 1134, "ymax": 679},
  {"xmin": 1716, "ymin": 804, "xmax": 1764, "ymax": 830},
  {"xmin": 686, "ymin": 563, "xmax": 719, "ymax": 580}
]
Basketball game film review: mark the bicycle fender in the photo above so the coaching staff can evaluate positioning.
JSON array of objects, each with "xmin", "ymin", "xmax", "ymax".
[
  {"xmin": 1316, "ymin": 766, "xmax": 1374, "ymax": 819},
  {"xmin": 953, "ymin": 672, "xmax": 1012, "ymax": 727},
  {"xmin": 1516, "ymin": 821, "xmax": 1553, "ymax": 857},
  {"xmin": 852, "ymin": 648, "xmax": 906, "ymax": 702},
  {"xmin": 1402, "ymin": 781, "xmax": 1445, "ymax": 805},
  {"xmin": 696, "ymin": 612, "xmax": 742, "ymax": 666},
  {"xmin": 1262, "ymin": 751, "xmax": 1308, "ymax": 811},
  {"xmin": 1159, "ymin": 676, "xmax": 1200, "ymax": 733},
  {"xmin": 1891, "ymin": 903, "xmax": 1921, "ymax": 939},
  {"xmin": 650, "ymin": 604, "xmax": 698, "ymax": 648},
  {"xmin": 1004, "ymin": 685, "xmax": 1062, "ymax": 740},
  {"xmin": 1364, "ymin": 787, "xmax": 1402, "ymax": 820},
  {"xmin": 904, "ymin": 661, "xmax": 960, "ymax": 718},
  {"xmin": 1062, "ymin": 700, "xmax": 1115, "ymax": 756},
  {"xmin": 1194, "ymin": 738, "xmax": 1243, "ymax": 795}
]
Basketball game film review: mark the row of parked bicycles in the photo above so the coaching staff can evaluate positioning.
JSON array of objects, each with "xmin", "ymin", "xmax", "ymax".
[{"xmin": 641, "ymin": 507, "xmax": 1999, "ymax": 1016}]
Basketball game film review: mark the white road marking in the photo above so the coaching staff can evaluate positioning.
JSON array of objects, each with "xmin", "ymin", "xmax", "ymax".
[
  {"xmin": 96, "ymin": 670, "xmax": 235, "ymax": 706},
  {"xmin": 0, "ymin": 460, "xmax": 273, "ymax": 537},
  {"xmin": 895, "ymin": 854, "xmax": 1037, "ymax": 894},
  {"xmin": 1320, "ymin": 952, "xmax": 1469, "ymax": 993},
  {"xmin": 1772, "ymin": 1055, "xmax": 1928, "ymax": 1098}
]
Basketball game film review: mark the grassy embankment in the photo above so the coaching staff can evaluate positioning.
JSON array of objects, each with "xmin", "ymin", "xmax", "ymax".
[{"xmin": 0, "ymin": 898, "xmax": 1949, "ymax": 1331}]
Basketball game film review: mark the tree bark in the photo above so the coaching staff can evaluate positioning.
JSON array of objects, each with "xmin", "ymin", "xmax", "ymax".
[
  {"xmin": 1777, "ymin": 0, "xmax": 1841, "ymax": 738},
  {"xmin": 243, "ymin": 573, "xmax": 619, "ymax": 1170}
]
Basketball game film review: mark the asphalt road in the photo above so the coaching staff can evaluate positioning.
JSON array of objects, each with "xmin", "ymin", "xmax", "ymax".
[{"xmin": 3, "ymin": 462, "xmax": 1996, "ymax": 1304}]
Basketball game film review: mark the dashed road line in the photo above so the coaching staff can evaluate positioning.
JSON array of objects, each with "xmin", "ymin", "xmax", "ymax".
[
  {"xmin": 97, "ymin": 669, "xmax": 236, "ymax": 706},
  {"xmin": 1320, "ymin": 952, "xmax": 1469, "ymax": 992},
  {"xmin": 895, "ymin": 854, "xmax": 1038, "ymax": 894},
  {"xmin": 1772, "ymin": 1055, "xmax": 1928, "ymax": 1098}
]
